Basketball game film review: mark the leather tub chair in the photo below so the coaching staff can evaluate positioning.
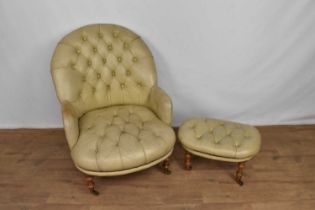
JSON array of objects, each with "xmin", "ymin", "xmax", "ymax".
[{"xmin": 51, "ymin": 24, "xmax": 176, "ymax": 195}]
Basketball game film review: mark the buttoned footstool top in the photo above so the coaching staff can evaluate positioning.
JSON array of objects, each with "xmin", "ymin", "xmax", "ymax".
[{"xmin": 178, "ymin": 118, "xmax": 261, "ymax": 162}]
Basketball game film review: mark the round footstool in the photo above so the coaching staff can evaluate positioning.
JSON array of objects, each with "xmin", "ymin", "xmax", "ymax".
[{"xmin": 178, "ymin": 118, "xmax": 261, "ymax": 185}]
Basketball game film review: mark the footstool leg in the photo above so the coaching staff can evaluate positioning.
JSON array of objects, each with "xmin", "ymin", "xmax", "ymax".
[
  {"xmin": 160, "ymin": 157, "xmax": 171, "ymax": 175},
  {"xmin": 85, "ymin": 176, "xmax": 99, "ymax": 195},
  {"xmin": 184, "ymin": 151, "xmax": 192, "ymax": 170},
  {"xmin": 235, "ymin": 162, "xmax": 245, "ymax": 186}
]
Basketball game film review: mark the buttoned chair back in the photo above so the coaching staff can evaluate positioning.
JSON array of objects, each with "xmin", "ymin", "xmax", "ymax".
[{"xmin": 51, "ymin": 24, "xmax": 157, "ymax": 116}]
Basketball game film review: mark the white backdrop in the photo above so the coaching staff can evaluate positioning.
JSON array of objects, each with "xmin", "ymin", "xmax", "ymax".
[{"xmin": 1, "ymin": 0, "xmax": 315, "ymax": 128}]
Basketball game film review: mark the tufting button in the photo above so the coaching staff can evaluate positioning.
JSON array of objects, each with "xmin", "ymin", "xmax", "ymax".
[
  {"xmin": 87, "ymin": 60, "xmax": 92, "ymax": 66},
  {"xmin": 132, "ymin": 57, "xmax": 138, "ymax": 62},
  {"xmin": 102, "ymin": 58, "xmax": 107, "ymax": 64},
  {"xmin": 111, "ymin": 71, "xmax": 116, "ymax": 76},
  {"xmin": 76, "ymin": 49, "xmax": 81, "ymax": 54},
  {"xmin": 106, "ymin": 84, "xmax": 111, "ymax": 90},
  {"xmin": 82, "ymin": 76, "xmax": 86, "ymax": 82},
  {"xmin": 70, "ymin": 63, "xmax": 75, "ymax": 69},
  {"xmin": 107, "ymin": 44, "xmax": 113, "ymax": 51},
  {"xmin": 120, "ymin": 83, "xmax": 126, "ymax": 89},
  {"xmin": 126, "ymin": 70, "xmax": 131, "ymax": 76},
  {"xmin": 82, "ymin": 36, "xmax": 87, "ymax": 41},
  {"xmin": 92, "ymin": 87, "xmax": 96, "ymax": 93},
  {"xmin": 137, "ymin": 82, "xmax": 142, "ymax": 87},
  {"xmin": 98, "ymin": 32, "xmax": 103, "ymax": 38},
  {"xmin": 117, "ymin": 56, "xmax": 122, "ymax": 62},
  {"xmin": 123, "ymin": 42, "xmax": 129, "ymax": 49},
  {"xmin": 93, "ymin": 47, "xmax": 97, "ymax": 52},
  {"xmin": 97, "ymin": 73, "xmax": 101, "ymax": 79},
  {"xmin": 113, "ymin": 32, "xmax": 119, "ymax": 38}
]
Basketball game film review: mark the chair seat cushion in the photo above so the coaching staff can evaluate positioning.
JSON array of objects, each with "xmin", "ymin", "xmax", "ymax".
[
  {"xmin": 178, "ymin": 118, "xmax": 261, "ymax": 160},
  {"xmin": 71, "ymin": 105, "xmax": 175, "ymax": 172}
]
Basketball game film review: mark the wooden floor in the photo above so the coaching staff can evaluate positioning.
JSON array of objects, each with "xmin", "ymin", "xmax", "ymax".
[{"xmin": 1, "ymin": 126, "xmax": 315, "ymax": 210}]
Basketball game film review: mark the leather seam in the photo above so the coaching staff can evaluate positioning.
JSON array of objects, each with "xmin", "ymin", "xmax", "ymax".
[
  {"xmin": 117, "ymin": 134, "xmax": 124, "ymax": 169},
  {"xmin": 137, "ymin": 139, "xmax": 148, "ymax": 164}
]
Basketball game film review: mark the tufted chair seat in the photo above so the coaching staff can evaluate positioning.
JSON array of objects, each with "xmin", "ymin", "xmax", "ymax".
[
  {"xmin": 72, "ymin": 105, "xmax": 175, "ymax": 176},
  {"xmin": 51, "ymin": 24, "xmax": 176, "ymax": 194},
  {"xmin": 178, "ymin": 118, "xmax": 261, "ymax": 185}
]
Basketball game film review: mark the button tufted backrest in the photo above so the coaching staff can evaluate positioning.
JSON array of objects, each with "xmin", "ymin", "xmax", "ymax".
[{"xmin": 51, "ymin": 24, "xmax": 157, "ymax": 116}]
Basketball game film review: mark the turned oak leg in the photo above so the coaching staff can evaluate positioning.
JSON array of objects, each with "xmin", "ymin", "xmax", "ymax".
[
  {"xmin": 160, "ymin": 157, "xmax": 171, "ymax": 175},
  {"xmin": 235, "ymin": 162, "xmax": 245, "ymax": 186},
  {"xmin": 184, "ymin": 151, "xmax": 192, "ymax": 170},
  {"xmin": 85, "ymin": 176, "xmax": 99, "ymax": 195}
]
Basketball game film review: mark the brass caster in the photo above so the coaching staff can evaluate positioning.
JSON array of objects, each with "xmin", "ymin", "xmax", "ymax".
[
  {"xmin": 185, "ymin": 165, "xmax": 192, "ymax": 171},
  {"xmin": 236, "ymin": 179, "xmax": 244, "ymax": 186},
  {"xmin": 161, "ymin": 167, "xmax": 172, "ymax": 175},
  {"xmin": 85, "ymin": 176, "xmax": 100, "ymax": 195},
  {"xmin": 89, "ymin": 188, "xmax": 100, "ymax": 196}
]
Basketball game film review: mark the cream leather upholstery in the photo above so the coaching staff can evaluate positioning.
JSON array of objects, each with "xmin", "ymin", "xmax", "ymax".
[
  {"xmin": 72, "ymin": 105, "xmax": 175, "ymax": 174},
  {"xmin": 52, "ymin": 24, "xmax": 157, "ymax": 116},
  {"xmin": 51, "ymin": 24, "xmax": 175, "ymax": 176},
  {"xmin": 178, "ymin": 118, "xmax": 261, "ymax": 162}
]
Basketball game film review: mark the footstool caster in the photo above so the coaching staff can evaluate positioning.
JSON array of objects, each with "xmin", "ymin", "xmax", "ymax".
[
  {"xmin": 184, "ymin": 151, "xmax": 192, "ymax": 170},
  {"xmin": 235, "ymin": 162, "xmax": 245, "ymax": 186},
  {"xmin": 178, "ymin": 118, "xmax": 261, "ymax": 185}
]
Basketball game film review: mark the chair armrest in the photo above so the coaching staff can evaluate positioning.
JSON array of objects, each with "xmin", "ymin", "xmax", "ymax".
[
  {"xmin": 146, "ymin": 86, "xmax": 173, "ymax": 125},
  {"xmin": 62, "ymin": 102, "xmax": 79, "ymax": 150}
]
